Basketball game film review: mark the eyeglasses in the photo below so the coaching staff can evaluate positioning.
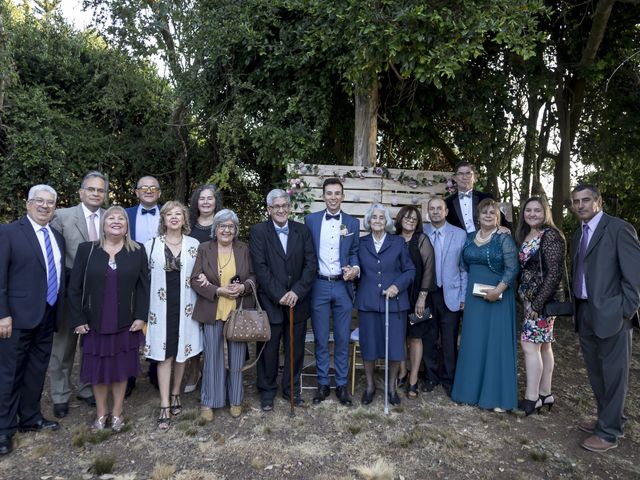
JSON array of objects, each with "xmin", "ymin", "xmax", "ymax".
[
  {"xmin": 269, "ymin": 204, "xmax": 290, "ymax": 211},
  {"xmin": 137, "ymin": 186, "xmax": 160, "ymax": 193},
  {"xmin": 456, "ymin": 171, "xmax": 474, "ymax": 177},
  {"xmin": 30, "ymin": 197, "xmax": 56, "ymax": 207},
  {"xmin": 217, "ymin": 224, "xmax": 236, "ymax": 231},
  {"xmin": 403, "ymin": 216, "xmax": 418, "ymax": 222},
  {"xmin": 83, "ymin": 187, "xmax": 106, "ymax": 194}
]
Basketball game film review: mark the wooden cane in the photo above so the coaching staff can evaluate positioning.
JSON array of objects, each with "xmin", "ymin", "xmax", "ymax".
[{"xmin": 289, "ymin": 305, "xmax": 295, "ymax": 417}]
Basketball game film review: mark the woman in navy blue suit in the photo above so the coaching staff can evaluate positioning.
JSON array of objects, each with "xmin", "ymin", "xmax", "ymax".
[{"xmin": 356, "ymin": 203, "xmax": 415, "ymax": 406}]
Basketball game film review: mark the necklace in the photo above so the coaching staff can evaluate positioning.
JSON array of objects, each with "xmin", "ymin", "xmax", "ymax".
[
  {"xmin": 474, "ymin": 228, "xmax": 497, "ymax": 246},
  {"xmin": 217, "ymin": 249, "xmax": 233, "ymax": 276},
  {"xmin": 165, "ymin": 236, "xmax": 183, "ymax": 247}
]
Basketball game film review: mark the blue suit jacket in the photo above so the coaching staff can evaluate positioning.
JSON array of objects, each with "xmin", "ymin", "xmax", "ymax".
[
  {"xmin": 424, "ymin": 222, "xmax": 468, "ymax": 312},
  {"xmin": 355, "ymin": 234, "xmax": 415, "ymax": 312},
  {"xmin": 305, "ymin": 210, "xmax": 360, "ymax": 298},
  {"xmin": 0, "ymin": 217, "xmax": 66, "ymax": 330}
]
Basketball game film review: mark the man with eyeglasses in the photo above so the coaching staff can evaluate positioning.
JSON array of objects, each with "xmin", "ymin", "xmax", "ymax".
[
  {"xmin": 0, "ymin": 185, "xmax": 65, "ymax": 455},
  {"xmin": 249, "ymin": 189, "xmax": 317, "ymax": 411},
  {"xmin": 48, "ymin": 171, "xmax": 107, "ymax": 418},
  {"xmin": 125, "ymin": 175, "xmax": 162, "ymax": 395},
  {"xmin": 445, "ymin": 161, "xmax": 509, "ymax": 232},
  {"xmin": 126, "ymin": 176, "xmax": 162, "ymax": 244}
]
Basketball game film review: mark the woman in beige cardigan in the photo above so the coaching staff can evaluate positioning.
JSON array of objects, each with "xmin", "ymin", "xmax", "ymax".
[{"xmin": 191, "ymin": 209, "xmax": 256, "ymax": 420}]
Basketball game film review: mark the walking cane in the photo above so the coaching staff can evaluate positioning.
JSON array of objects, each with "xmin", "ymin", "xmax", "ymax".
[
  {"xmin": 382, "ymin": 289, "xmax": 390, "ymax": 416},
  {"xmin": 289, "ymin": 305, "xmax": 295, "ymax": 417}
]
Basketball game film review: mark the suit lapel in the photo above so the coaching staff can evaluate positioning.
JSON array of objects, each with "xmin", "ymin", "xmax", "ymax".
[
  {"xmin": 73, "ymin": 204, "xmax": 90, "ymax": 241},
  {"xmin": 585, "ymin": 214, "xmax": 609, "ymax": 258},
  {"xmin": 20, "ymin": 217, "xmax": 46, "ymax": 269},
  {"xmin": 285, "ymin": 224, "xmax": 298, "ymax": 259},
  {"xmin": 268, "ymin": 222, "xmax": 287, "ymax": 260}
]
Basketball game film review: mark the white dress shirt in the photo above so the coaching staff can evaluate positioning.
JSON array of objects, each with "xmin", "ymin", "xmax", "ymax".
[
  {"xmin": 81, "ymin": 203, "xmax": 101, "ymax": 240},
  {"xmin": 318, "ymin": 211, "xmax": 342, "ymax": 276},
  {"xmin": 459, "ymin": 190, "xmax": 475, "ymax": 233},
  {"xmin": 273, "ymin": 220, "xmax": 289, "ymax": 253},
  {"xmin": 135, "ymin": 204, "xmax": 160, "ymax": 244},
  {"xmin": 27, "ymin": 215, "xmax": 62, "ymax": 295}
]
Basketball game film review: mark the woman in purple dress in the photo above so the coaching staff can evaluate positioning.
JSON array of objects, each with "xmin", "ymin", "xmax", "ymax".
[{"xmin": 69, "ymin": 206, "xmax": 150, "ymax": 432}]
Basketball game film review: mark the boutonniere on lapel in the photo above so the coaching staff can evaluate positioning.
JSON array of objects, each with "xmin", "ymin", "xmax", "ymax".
[{"xmin": 340, "ymin": 224, "xmax": 352, "ymax": 238}]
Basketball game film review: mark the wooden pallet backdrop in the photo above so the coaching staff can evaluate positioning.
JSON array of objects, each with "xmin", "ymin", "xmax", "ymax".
[{"xmin": 286, "ymin": 164, "xmax": 452, "ymax": 230}]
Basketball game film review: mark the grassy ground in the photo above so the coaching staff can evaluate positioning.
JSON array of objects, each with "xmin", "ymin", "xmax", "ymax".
[{"xmin": 1, "ymin": 320, "xmax": 638, "ymax": 480}]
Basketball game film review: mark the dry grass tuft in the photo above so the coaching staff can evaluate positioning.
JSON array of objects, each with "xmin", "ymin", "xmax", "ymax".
[
  {"xmin": 92, "ymin": 454, "xmax": 116, "ymax": 475},
  {"xmin": 250, "ymin": 457, "xmax": 266, "ymax": 470},
  {"xmin": 26, "ymin": 443, "xmax": 54, "ymax": 460},
  {"xmin": 178, "ymin": 410, "xmax": 198, "ymax": 422},
  {"xmin": 184, "ymin": 426, "xmax": 198, "ymax": 436},
  {"xmin": 347, "ymin": 423, "xmax": 362, "ymax": 435},
  {"xmin": 529, "ymin": 449, "xmax": 549, "ymax": 462},
  {"xmin": 355, "ymin": 458, "xmax": 395, "ymax": 480},
  {"xmin": 151, "ymin": 462, "xmax": 177, "ymax": 480}
]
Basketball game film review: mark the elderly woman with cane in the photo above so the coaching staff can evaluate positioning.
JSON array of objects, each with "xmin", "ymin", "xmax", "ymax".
[{"xmin": 356, "ymin": 203, "xmax": 415, "ymax": 406}]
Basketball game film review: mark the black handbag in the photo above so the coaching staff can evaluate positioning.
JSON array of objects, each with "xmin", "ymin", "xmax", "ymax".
[
  {"xmin": 408, "ymin": 307, "xmax": 433, "ymax": 325},
  {"xmin": 538, "ymin": 251, "xmax": 574, "ymax": 318}
]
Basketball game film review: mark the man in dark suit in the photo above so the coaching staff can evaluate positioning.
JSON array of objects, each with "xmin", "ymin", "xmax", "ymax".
[
  {"xmin": 250, "ymin": 189, "xmax": 317, "ymax": 411},
  {"xmin": 304, "ymin": 178, "xmax": 360, "ymax": 406},
  {"xmin": 0, "ymin": 185, "xmax": 65, "ymax": 456},
  {"xmin": 125, "ymin": 175, "xmax": 161, "ymax": 394},
  {"xmin": 48, "ymin": 171, "xmax": 107, "ymax": 418},
  {"xmin": 446, "ymin": 161, "xmax": 509, "ymax": 232},
  {"xmin": 571, "ymin": 184, "xmax": 640, "ymax": 453}
]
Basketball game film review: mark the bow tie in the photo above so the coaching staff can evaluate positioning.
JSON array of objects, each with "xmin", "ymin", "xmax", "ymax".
[
  {"xmin": 141, "ymin": 208, "xmax": 156, "ymax": 215},
  {"xmin": 325, "ymin": 212, "xmax": 340, "ymax": 221},
  {"xmin": 458, "ymin": 191, "xmax": 472, "ymax": 199},
  {"xmin": 275, "ymin": 226, "xmax": 289, "ymax": 235}
]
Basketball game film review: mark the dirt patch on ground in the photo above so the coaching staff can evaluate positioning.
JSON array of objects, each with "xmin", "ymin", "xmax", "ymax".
[{"xmin": 1, "ymin": 320, "xmax": 638, "ymax": 479}]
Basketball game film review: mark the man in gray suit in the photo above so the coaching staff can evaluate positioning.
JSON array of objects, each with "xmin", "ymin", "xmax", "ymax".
[
  {"xmin": 571, "ymin": 184, "xmax": 640, "ymax": 452},
  {"xmin": 48, "ymin": 171, "xmax": 107, "ymax": 418},
  {"xmin": 423, "ymin": 196, "xmax": 468, "ymax": 397}
]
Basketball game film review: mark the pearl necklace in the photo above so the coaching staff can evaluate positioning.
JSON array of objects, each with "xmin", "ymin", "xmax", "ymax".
[{"xmin": 474, "ymin": 228, "xmax": 497, "ymax": 246}]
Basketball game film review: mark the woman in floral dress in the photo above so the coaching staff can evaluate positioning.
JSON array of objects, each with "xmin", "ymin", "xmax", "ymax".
[
  {"xmin": 515, "ymin": 196, "xmax": 566, "ymax": 415},
  {"xmin": 145, "ymin": 201, "xmax": 203, "ymax": 429}
]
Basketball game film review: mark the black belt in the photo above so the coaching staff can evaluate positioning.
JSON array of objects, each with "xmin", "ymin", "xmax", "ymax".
[{"xmin": 317, "ymin": 274, "xmax": 343, "ymax": 281}]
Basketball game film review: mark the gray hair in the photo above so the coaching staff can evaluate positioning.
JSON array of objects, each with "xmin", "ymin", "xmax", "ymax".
[
  {"xmin": 81, "ymin": 171, "xmax": 109, "ymax": 191},
  {"xmin": 28, "ymin": 184, "xmax": 57, "ymax": 202},
  {"xmin": 212, "ymin": 209, "xmax": 240, "ymax": 239},
  {"xmin": 363, "ymin": 203, "xmax": 394, "ymax": 233},
  {"xmin": 266, "ymin": 189, "xmax": 289, "ymax": 207}
]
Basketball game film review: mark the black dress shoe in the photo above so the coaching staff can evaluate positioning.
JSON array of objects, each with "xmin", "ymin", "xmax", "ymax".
[
  {"xmin": 388, "ymin": 391, "xmax": 401, "ymax": 406},
  {"xmin": 125, "ymin": 377, "xmax": 136, "ymax": 398},
  {"xmin": 442, "ymin": 384, "xmax": 452, "ymax": 398},
  {"xmin": 53, "ymin": 403, "xmax": 69, "ymax": 418},
  {"xmin": 261, "ymin": 399, "xmax": 274, "ymax": 412},
  {"xmin": 312, "ymin": 384, "xmax": 330, "ymax": 404},
  {"xmin": 361, "ymin": 388, "xmax": 376, "ymax": 405},
  {"xmin": 19, "ymin": 418, "xmax": 60, "ymax": 432},
  {"xmin": 77, "ymin": 395, "xmax": 96, "ymax": 407},
  {"xmin": 0, "ymin": 435, "xmax": 12, "ymax": 455},
  {"xmin": 283, "ymin": 395, "xmax": 305, "ymax": 406},
  {"xmin": 335, "ymin": 386, "xmax": 353, "ymax": 406}
]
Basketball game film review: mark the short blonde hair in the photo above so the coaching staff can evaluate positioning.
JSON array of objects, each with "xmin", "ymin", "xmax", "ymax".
[
  {"xmin": 158, "ymin": 201, "xmax": 191, "ymax": 235},
  {"xmin": 100, "ymin": 206, "xmax": 140, "ymax": 251}
]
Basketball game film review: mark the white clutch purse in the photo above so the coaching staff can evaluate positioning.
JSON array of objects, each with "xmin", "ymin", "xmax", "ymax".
[{"xmin": 472, "ymin": 283, "xmax": 502, "ymax": 299}]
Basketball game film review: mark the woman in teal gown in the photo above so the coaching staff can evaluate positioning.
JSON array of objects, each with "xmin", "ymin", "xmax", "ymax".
[{"xmin": 451, "ymin": 198, "xmax": 519, "ymax": 411}]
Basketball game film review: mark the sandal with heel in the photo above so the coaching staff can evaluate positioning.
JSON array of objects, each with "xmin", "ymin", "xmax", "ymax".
[
  {"xmin": 170, "ymin": 394, "xmax": 182, "ymax": 416},
  {"xmin": 406, "ymin": 383, "xmax": 419, "ymax": 399},
  {"xmin": 539, "ymin": 393, "xmax": 554, "ymax": 412},
  {"xmin": 518, "ymin": 397, "xmax": 542, "ymax": 416},
  {"xmin": 158, "ymin": 406, "xmax": 171, "ymax": 430}
]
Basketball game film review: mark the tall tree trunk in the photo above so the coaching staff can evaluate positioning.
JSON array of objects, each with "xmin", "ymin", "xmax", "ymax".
[
  {"xmin": 520, "ymin": 93, "xmax": 543, "ymax": 206},
  {"xmin": 353, "ymin": 78, "xmax": 378, "ymax": 167},
  {"xmin": 551, "ymin": 0, "xmax": 615, "ymax": 228}
]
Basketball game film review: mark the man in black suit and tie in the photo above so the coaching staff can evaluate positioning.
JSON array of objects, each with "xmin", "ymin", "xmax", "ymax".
[
  {"xmin": 446, "ymin": 161, "xmax": 509, "ymax": 232},
  {"xmin": 0, "ymin": 185, "xmax": 65, "ymax": 456},
  {"xmin": 571, "ymin": 184, "xmax": 640, "ymax": 453},
  {"xmin": 249, "ymin": 189, "xmax": 317, "ymax": 411}
]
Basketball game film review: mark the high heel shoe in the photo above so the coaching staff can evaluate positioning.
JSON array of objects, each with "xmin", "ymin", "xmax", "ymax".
[
  {"xmin": 539, "ymin": 393, "xmax": 555, "ymax": 412},
  {"xmin": 361, "ymin": 388, "xmax": 376, "ymax": 406},
  {"xmin": 518, "ymin": 398, "xmax": 542, "ymax": 416},
  {"xmin": 170, "ymin": 394, "xmax": 182, "ymax": 416}
]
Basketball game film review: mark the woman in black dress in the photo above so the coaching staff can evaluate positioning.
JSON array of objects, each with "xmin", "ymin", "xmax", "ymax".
[{"xmin": 394, "ymin": 206, "xmax": 435, "ymax": 398}]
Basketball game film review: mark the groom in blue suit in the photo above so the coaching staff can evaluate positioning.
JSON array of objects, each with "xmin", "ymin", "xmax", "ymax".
[{"xmin": 305, "ymin": 178, "xmax": 360, "ymax": 406}]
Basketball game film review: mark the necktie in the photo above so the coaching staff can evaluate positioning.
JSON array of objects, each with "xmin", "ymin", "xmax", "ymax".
[
  {"xmin": 142, "ymin": 208, "xmax": 156, "ymax": 215},
  {"xmin": 459, "ymin": 191, "xmax": 471, "ymax": 199},
  {"xmin": 275, "ymin": 226, "xmax": 289, "ymax": 235},
  {"xmin": 434, "ymin": 230, "xmax": 444, "ymax": 287},
  {"xmin": 88, "ymin": 213, "xmax": 98, "ymax": 241},
  {"xmin": 41, "ymin": 227, "xmax": 58, "ymax": 306},
  {"xmin": 325, "ymin": 212, "xmax": 340, "ymax": 221},
  {"xmin": 573, "ymin": 224, "xmax": 589, "ymax": 298}
]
